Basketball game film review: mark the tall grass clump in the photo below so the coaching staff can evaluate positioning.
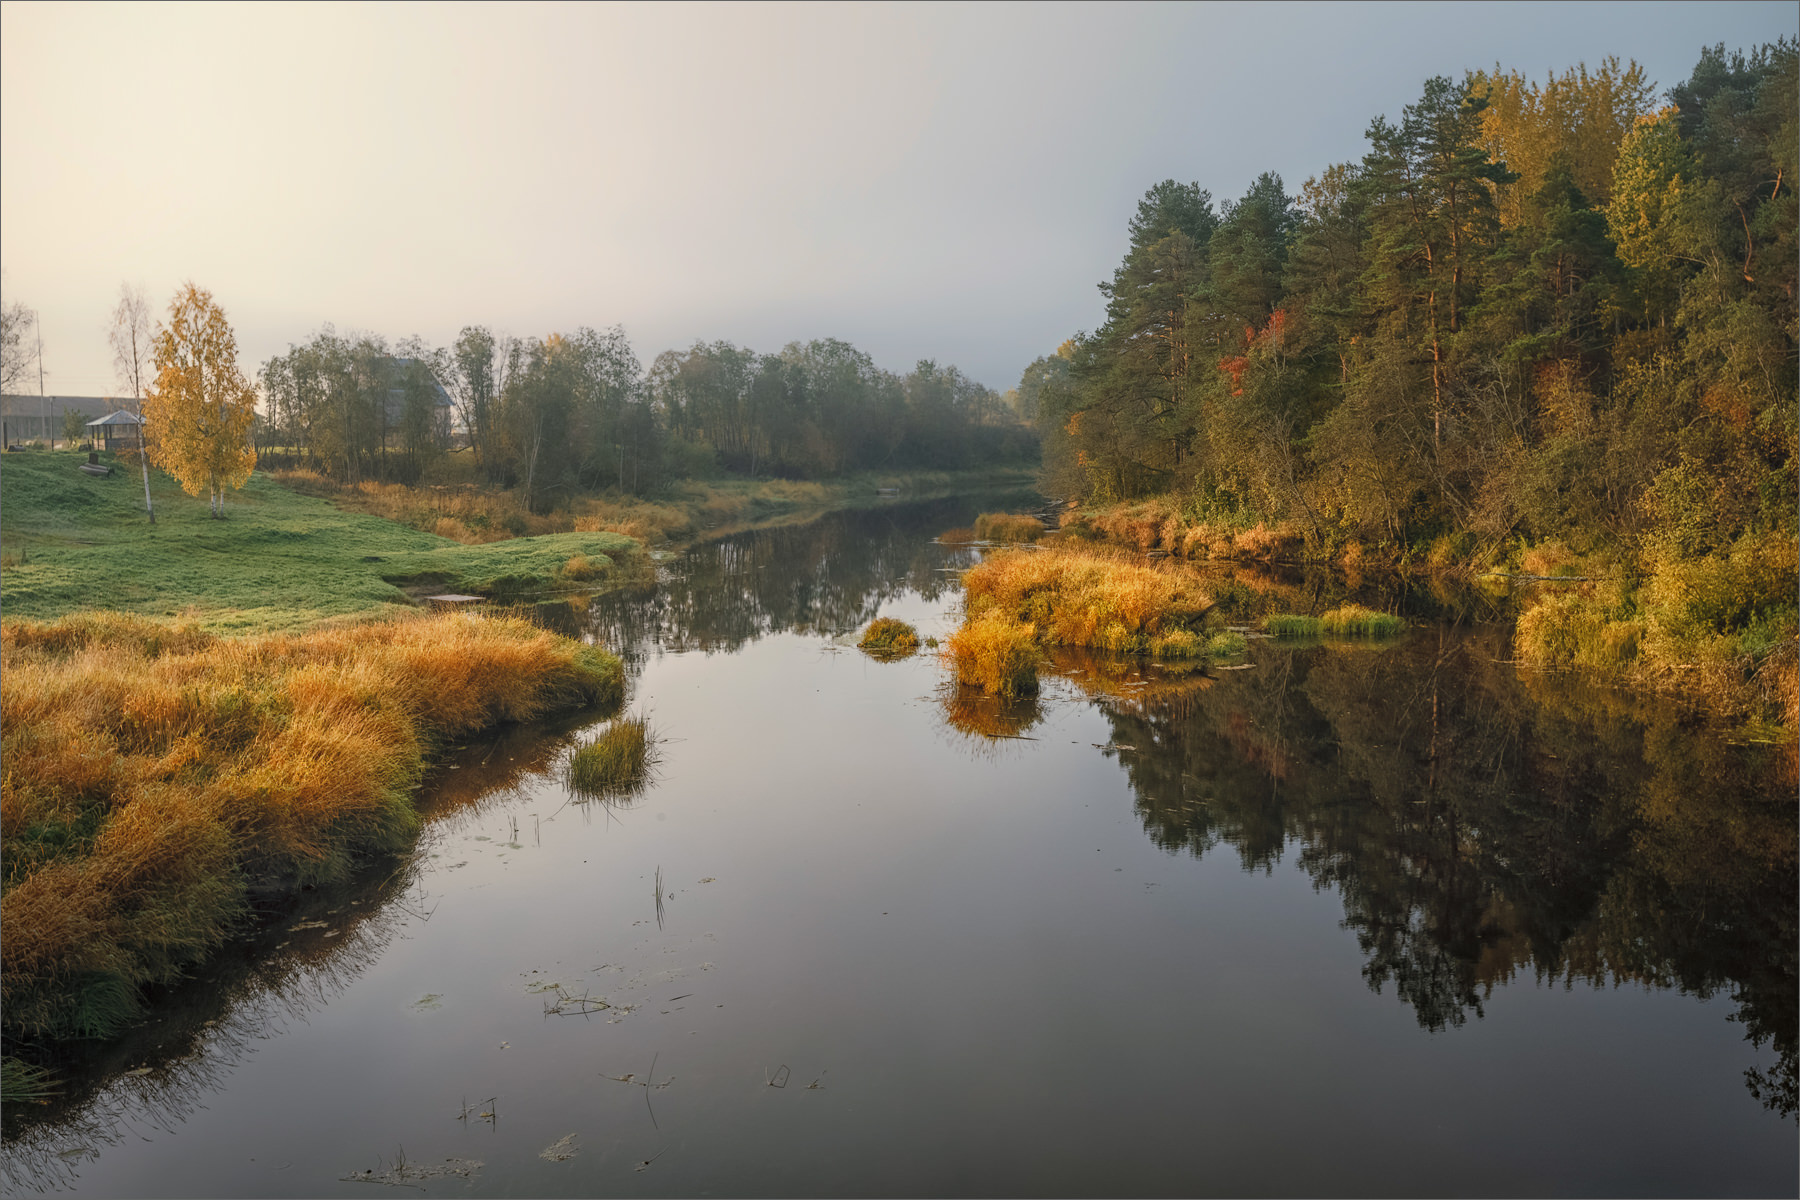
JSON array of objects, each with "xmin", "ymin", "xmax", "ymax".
[
  {"xmin": 567, "ymin": 715, "xmax": 657, "ymax": 798},
  {"xmin": 1319, "ymin": 605, "xmax": 1406, "ymax": 637},
  {"xmin": 945, "ymin": 610, "xmax": 1042, "ymax": 698},
  {"xmin": 1264, "ymin": 613, "xmax": 1324, "ymax": 638},
  {"xmin": 947, "ymin": 544, "xmax": 1221, "ymax": 694},
  {"xmin": 859, "ymin": 617, "xmax": 920, "ymax": 658},
  {"xmin": 0, "ymin": 611, "xmax": 622, "ymax": 1048},
  {"xmin": 972, "ymin": 512, "xmax": 1044, "ymax": 543},
  {"xmin": 0, "ymin": 1057, "xmax": 58, "ymax": 1103},
  {"xmin": 961, "ymin": 544, "xmax": 1214, "ymax": 656},
  {"xmin": 1206, "ymin": 631, "xmax": 1248, "ymax": 658}
]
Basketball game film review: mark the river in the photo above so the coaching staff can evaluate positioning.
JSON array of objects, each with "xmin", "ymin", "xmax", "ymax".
[{"xmin": 4, "ymin": 493, "xmax": 1794, "ymax": 1197}]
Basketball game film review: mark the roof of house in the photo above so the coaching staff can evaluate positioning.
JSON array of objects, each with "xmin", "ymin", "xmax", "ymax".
[{"xmin": 86, "ymin": 410, "xmax": 144, "ymax": 427}]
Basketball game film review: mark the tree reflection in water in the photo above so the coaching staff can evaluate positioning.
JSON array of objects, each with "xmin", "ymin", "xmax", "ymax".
[{"xmin": 1089, "ymin": 622, "xmax": 1796, "ymax": 1118}]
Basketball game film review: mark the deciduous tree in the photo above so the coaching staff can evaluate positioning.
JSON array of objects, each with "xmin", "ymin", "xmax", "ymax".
[
  {"xmin": 143, "ymin": 283, "xmax": 258, "ymax": 518},
  {"xmin": 109, "ymin": 282, "xmax": 157, "ymax": 523}
]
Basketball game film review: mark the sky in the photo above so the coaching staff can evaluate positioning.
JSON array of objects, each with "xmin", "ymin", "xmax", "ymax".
[{"xmin": 2, "ymin": 1, "xmax": 1795, "ymax": 397}]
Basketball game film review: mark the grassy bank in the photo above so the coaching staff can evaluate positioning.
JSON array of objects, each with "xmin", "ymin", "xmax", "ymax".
[
  {"xmin": 271, "ymin": 459, "xmax": 1040, "ymax": 549},
  {"xmin": 0, "ymin": 610, "xmax": 622, "ymax": 1053},
  {"xmin": 0, "ymin": 451, "xmax": 641, "ymax": 632}
]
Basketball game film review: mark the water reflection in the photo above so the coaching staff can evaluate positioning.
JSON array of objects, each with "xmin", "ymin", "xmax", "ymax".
[
  {"xmin": 534, "ymin": 494, "xmax": 1011, "ymax": 670},
  {"xmin": 0, "ymin": 862, "xmax": 429, "ymax": 1195},
  {"xmin": 0, "ymin": 715, "xmax": 595, "ymax": 1193},
  {"xmin": 1084, "ymin": 624, "xmax": 1796, "ymax": 1116}
]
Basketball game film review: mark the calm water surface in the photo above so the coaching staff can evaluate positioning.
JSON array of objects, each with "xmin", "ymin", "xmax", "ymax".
[{"xmin": 5, "ymin": 495, "xmax": 1795, "ymax": 1197}]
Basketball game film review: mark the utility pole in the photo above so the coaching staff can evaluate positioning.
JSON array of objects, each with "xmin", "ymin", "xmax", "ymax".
[{"xmin": 37, "ymin": 321, "xmax": 47, "ymax": 448}]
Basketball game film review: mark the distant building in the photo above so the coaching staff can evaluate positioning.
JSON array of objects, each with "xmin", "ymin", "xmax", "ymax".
[
  {"xmin": 375, "ymin": 358, "xmax": 456, "ymax": 440},
  {"xmin": 1, "ymin": 394, "xmax": 109, "ymax": 446}
]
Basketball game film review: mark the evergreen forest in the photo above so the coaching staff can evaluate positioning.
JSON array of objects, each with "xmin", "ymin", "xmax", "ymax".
[{"xmin": 1020, "ymin": 44, "xmax": 1796, "ymax": 710}]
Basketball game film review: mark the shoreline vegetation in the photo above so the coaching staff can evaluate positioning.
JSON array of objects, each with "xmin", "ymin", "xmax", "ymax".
[
  {"xmin": 269, "ymin": 460, "xmax": 1039, "ymax": 551},
  {"xmin": 0, "ymin": 610, "xmax": 622, "ymax": 1088},
  {"xmin": 1012, "ymin": 42, "xmax": 1797, "ymax": 731},
  {"xmin": 1047, "ymin": 495, "xmax": 1795, "ymax": 727}
]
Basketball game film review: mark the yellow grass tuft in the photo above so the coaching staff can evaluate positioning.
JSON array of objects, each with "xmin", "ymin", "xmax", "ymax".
[
  {"xmin": 1318, "ymin": 604, "xmax": 1406, "ymax": 637},
  {"xmin": 561, "ymin": 553, "xmax": 611, "ymax": 582},
  {"xmin": 859, "ymin": 617, "xmax": 921, "ymax": 657},
  {"xmin": 972, "ymin": 512, "xmax": 1044, "ymax": 543},
  {"xmin": 945, "ymin": 610, "xmax": 1041, "ymax": 698},
  {"xmin": 947, "ymin": 544, "xmax": 1221, "ymax": 694},
  {"xmin": 961, "ymin": 544, "xmax": 1213, "ymax": 655}
]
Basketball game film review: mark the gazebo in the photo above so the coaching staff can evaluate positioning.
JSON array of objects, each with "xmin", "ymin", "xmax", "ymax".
[{"xmin": 85, "ymin": 410, "xmax": 144, "ymax": 452}]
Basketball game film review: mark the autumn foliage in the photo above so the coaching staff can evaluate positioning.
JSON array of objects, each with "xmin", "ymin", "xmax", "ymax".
[{"xmin": 143, "ymin": 282, "xmax": 258, "ymax": 518}]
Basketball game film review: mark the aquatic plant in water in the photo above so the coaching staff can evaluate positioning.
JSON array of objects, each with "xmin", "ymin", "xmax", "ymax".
[
  {"xmin": 567, "ymin": 715, "xmax": 658, "ymax": 798},
  {"xmin": 972, "ymin": 512, "xmax": 1045, "ymax": 543},
  {"xmin": 1319, "ymin": 605, "xmax": 1405, "ymax": 637},
  {"xmin": 859, "ymin": 617, "xmax": 921, "ymax": 658}
]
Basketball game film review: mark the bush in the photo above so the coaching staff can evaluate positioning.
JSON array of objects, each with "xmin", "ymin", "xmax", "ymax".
[{"xmin": 859, "ymin": 617, "xmax": 920, "ymax": 657}]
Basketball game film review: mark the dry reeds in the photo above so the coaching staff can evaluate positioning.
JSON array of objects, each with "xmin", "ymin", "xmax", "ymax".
[
  {"xmin": 946, "ymin": 544, "xmax": 1221, "ymax": 696},
  {"xmin": 0, "ymin": 611, "xmax": 623, "ymax": 1045},
  {"xmin": 972, "ymin": 512, "xmax": 1044, "ymax": 543},
  {"xmin": 945, "ymin": 610, "xmax": 1042, "ymax": 698},
  {"xmin": 961, "ymin": 544, "xmax": 1214, "ymax": 657},
  {"xmin": 858, "ymin": 617, "xmax": 921, "ymax": 657}
]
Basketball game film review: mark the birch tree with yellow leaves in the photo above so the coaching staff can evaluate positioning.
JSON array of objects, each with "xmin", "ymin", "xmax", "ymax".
[{"xmin": 143, "ymin": 283, "xmax": 258, "ymax": 518}]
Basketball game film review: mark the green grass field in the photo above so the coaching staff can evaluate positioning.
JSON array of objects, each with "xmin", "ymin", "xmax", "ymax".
[{"xmin": 0, "ymin": 451, "xmax": 640, "ymax": 631}]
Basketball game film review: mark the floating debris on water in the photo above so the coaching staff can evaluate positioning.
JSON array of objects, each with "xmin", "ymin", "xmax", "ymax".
[{"xmin": 539, "ymin": 1134, "xmax": 579, "ymax": 1162}]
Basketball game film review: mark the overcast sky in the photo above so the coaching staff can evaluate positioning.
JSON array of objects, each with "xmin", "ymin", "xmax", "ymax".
[{"xmin": 2, "ymin": 1, "xmax": 1794, "ymax": 397}]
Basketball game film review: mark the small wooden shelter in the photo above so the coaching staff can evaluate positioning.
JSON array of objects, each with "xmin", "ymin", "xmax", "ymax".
[{"xmin": 85, "ymin": 410, "xmax": 144, "ymax": 452}]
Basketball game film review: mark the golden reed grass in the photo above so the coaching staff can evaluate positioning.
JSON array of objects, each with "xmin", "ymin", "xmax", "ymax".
[
  {"xmin": 859, "ymin": 617, "xmax": 921, "ymax": 657},
  {"xmin": 948, "ymin": 545, "xmax": 1217, "ymax": 695},
  {"xmin": 0, "ymin": 610, "xmax": 622, "ymax": 1043},
  {"xmin": 972, "ymin": 512, "xmax": 1045, "ymax": 543}
]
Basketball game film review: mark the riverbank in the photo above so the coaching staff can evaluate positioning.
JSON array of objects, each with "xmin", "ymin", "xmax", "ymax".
[
  {"xmin": 0, "ymin": 450, "xmax": 644, "ymax": 632},
  {"xmin": 271, "ymin": 459, "xmax": 1041, "ymax": 551},
  {"xmin": 0, "ymin": 609, "xmax": 623, "ymax": 1088},
  {"xmin": 1055, "ymin": 496, "xmax": 1798, "ymax": 729}
]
